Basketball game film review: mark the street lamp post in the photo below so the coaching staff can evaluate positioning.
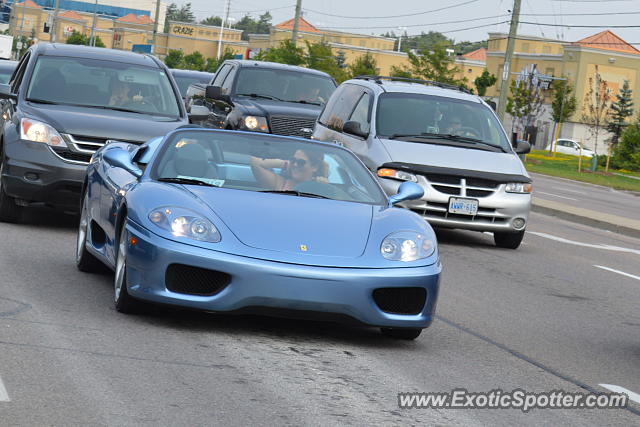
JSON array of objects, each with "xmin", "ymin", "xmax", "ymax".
[{"xmin": 397, "ymin": 26, "xmax": 407, "ymax": 52}]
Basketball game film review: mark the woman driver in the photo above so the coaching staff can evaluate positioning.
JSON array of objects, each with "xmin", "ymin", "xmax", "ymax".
[{"xmin": 251, "ymin": 149, "xmax": 326, "ymax": 191}]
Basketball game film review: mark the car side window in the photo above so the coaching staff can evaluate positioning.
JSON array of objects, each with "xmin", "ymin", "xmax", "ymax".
[
  {"xmin": 349, "ymin": 92, "xmax": 372, "ymax": 134},
  {"xmin": 318, "ymin": 84, "xmax": 364, "ymax": 131},
  {"xmin": 221, "ymin": 67, "xmax": 236, "ymax": 95},
  {"xmin": 211, "ymin": 64, "xmax": 231, "ymax": 87},
  {"xmin": 10, "ymin": 52, "xmax": 30, "ymax": 94}
]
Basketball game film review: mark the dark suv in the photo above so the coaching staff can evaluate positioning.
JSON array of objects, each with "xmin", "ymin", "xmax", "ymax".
[
  {"xmin": 186, "ymin": 60, "xmax": 336, "ymax": 138},
  {"xmin": 0, "ymin": 43, "xmax": 193, "ymax": 221}
]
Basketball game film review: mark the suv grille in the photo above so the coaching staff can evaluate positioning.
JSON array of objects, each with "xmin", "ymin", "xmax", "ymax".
[
  {"xmin": 49, "ymin": 134, "xmax": 143, "ymax": 165},
  {"xmin": 165, "ymin": 264, "xmax": 231, "ymax": 296},
  {"xmin": 270, "ymin": 116, "xmax": 315, "ymax": 138},
  {"xmin": 424, "ymin": 173, "xmax": 500, "ymax": 198},
  {"xmin": 372, "ymin": 287, "xmax": 427, "ymax": 315}
]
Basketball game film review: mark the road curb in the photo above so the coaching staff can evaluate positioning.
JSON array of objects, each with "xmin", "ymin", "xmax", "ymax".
[{"xmin": 531, "ymin": 198, "xmax": 640, "ymax": 239}]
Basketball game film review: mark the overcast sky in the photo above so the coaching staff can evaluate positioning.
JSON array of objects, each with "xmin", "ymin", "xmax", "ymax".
[{"xmin": 174, "ymin": 0, "xmax": 639, "ymax": 45}]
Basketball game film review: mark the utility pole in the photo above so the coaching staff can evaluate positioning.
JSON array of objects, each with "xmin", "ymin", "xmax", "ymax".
[
  {"xmin": 291, "ymin": 0, "xmax": 302, "ymax": 44},
  {"xmin": 216, "ymin": 0, "xmax": 230, "ymax": 59},
  {"xmin": 89, "ymin": 0, "xmax": 99, "ymax": 47},
  {"xmin": 51, "ymin": 0, "xmax": 61, "ymax": 43},
  {"xmin": 496, "ymin": 0, "xmax": 522, "ymax": 123},
  {"xmin": 19, "ymin": 0, "xmax": 27, "ymax": 37},
  {"xmin": 152, "ymin": 0, "xmax": 161, "ymax": 53}
]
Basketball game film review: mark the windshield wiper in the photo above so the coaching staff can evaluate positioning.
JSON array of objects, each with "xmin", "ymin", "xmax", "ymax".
[
  {"xmin": 387, "ymin": 132, "xmax": 506, "ymax": 152},
  {"xmin": 285, "ymin": 99, "xmax": 322, "ymax": 106},
  {"xmin": 260, "ymin": 190, "xmax": 328, "ymax": 199},
  {"xmin": 81, "ymin": 104, "xmax": 147, "ymax": 115},
  {"xmin": 157, "ymin": 177, "xmax": 217, "ymax": 187},
  {"xmin": 25, "ymin": 98, "xmax": 61, "ymax": 105},
  {"xmin": 236, "ymin": 93, "xmax": 283, "ymax": 101}
]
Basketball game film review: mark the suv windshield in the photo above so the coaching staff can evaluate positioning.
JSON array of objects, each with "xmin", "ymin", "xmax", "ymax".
[
  {"xmin": 376, "ymin": 93, "xmax": 511, "ymax": 151},
  {"xmin": 26, "ymin": 56, "xmax": 181, "ymax": 118},
  {"xmin": 153, "ymin": 130, "xmax": 386, "ymax": 205},
  {"xmin": 234, "ymin": 68, "xmax": 336, "ymax": 105}
]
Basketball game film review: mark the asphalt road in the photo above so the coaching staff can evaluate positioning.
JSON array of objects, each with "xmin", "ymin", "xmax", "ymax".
[
  {"xmin": 0, "ymin": 208, "xmax": 638, "ymax": 426},
  {"xmin": 531, "ymin": 172, "xmax": 640, "ymax": 220}
]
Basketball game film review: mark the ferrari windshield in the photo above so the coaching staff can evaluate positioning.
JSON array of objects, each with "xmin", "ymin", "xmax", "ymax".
[
  {"xmin": 152, "ymin": 131, "xmax": 387, "ymax": 205},
  {"xmin": 26, "ymin": 56, "xmax": 181, "ymax": 118},
  {"xmin": 376, "ymin": 93, "xmax": 511, "ymax": 151}
]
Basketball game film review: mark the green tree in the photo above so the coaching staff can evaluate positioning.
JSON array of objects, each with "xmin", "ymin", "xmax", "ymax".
[
  {"xmin": 581, "ymin": 65, "xmax": 611, "ymax": 163},
  {"xmin": 347, "ymin": 52, "xmax": 377, "ymax": 78},
  {"xmin": 394, "ymin": 45, "xmax": 467, "ymax": 87},
  {"xmin": 164, "ymin": 2, "xmax": 196, "ymax": 31},
  {"xmin": 305, "ymin": 41, "xmax": 348, "ymax": 82},
  {"xmin": 164, "ymin": 49, "xmax": 185, "ymax": 68},
  {"xmin": 606, "ymin": 80, "xmax": 634, "ymax": 170},
  {"xmin": 235, "ymin": 12, "xmax": 272, "ymax": 41},
  {"xmin": 611, "ymin": 118, "xmax": 640, "ymax": 171},
  {"xmin": 183, "ymin": 51, "xmax": 205, "ymax": 71},
  {"xmin": 254, "ymin": 40, "xmax": 305, "ymax": 66},
  {"xmin": 205, "ymin": 48, "xmax": 236, "ymax": 73},
  {"xmin": 335, "ymin": 50, "xmax": 347, "ymax": 69},
  {"xmin": 506, "ymin": 76, "xmax": 544, "ymax": 140},
  {"xmin": 549, "ymin": 79, "xmax": 577, "ymax": 153},
  {"xmin": 474, "ymin": 70, "xmax": 497, "ymax": 97},
  {"xmin": 403, "ymin": 31, "xmax": 451, "ymax": 52},
  {"xmin": 65, "ymin": 30, "xmax": 105, "ymax": 47},
  {"xmin": 200, "ymin": 16, "xmax": 222, "ymax": 26}
]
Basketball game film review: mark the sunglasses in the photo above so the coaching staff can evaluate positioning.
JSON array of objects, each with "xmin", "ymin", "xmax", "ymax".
[{"xmin": 291, "ymin": 157, "xmax": 308, "ymax": 168}]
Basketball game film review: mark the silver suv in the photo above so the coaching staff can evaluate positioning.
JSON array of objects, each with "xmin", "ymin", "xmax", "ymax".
[{"xmin": 312, "ymin": 76, "xmax": 532, "ymax": 249}]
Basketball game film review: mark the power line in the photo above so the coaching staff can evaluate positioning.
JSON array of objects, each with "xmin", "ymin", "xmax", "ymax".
[
  {"xmin": 519, "ymin": 21, "xmax": 640, "ymax": 28},
  {"xmin": 316, "ymin": 15, "xmax": 507, "ymax": 30},
  {"xmin": 302, "ymin": 0, "xmax": 479, "ymax": 19}
]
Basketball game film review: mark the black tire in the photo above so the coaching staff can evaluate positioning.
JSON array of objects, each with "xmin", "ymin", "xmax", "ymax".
[
  {"xmin": 76, "ymin": 192, "xmax": 104, "ymax": 272},
  {"xmin": 380, "ymin": 328, "xmax": 422, "ymax": 340},
  {"xmin": 0, "ymin": 158, "xmax": 22, "ymax": 223},
  {"xmin": 114, "ymin": 223, "xmax": 140, "ymax": 313},
  {"xmin": 494, "ymin": 230, "xmax": 525, "ymax": 249}
]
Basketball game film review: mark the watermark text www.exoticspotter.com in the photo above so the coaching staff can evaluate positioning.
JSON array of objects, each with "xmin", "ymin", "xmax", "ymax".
[{"xmin": 398, "ymin": 389, "xmax": 628, "ymax": 413}]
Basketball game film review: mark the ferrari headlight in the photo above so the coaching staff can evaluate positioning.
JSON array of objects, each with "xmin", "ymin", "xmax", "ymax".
[
  {"xmin": 20, "ymin": 118, "xmax": 67, "ymax": 147},
  {"xmin": 381, "ymin": 231, "xmax": 435, "ymax": 262},
  {"xmin": 377, "ymin": 168, "xmax": 418, "ymax": 182},
  {"xmin": 148, "ymin": 206, "xmax": 221, "ymax": 243},
  {"xmin": 243, "ymin": 116, "xmax": 269, "ymax": 132},
  {"xmin": 505, "ymin": 183, "xmax": 532, "ymax": 193}
]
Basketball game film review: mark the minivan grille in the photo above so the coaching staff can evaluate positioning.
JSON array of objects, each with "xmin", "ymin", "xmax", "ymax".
[
  {"xmin": 424, "ymin": 173, "xmax": 500, "ymax": 198},
  {"xmin": 269, "ymin": 116, "xmax": 315, "ymax": 138}
]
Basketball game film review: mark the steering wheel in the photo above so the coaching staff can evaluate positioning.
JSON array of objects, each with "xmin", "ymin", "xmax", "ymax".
[
  {"xmin": 460, "ymin": 126, "xmax": 481, "ymax": 138},
  {"xmin": 121, "ymin": 99, "xmax": 159, "ymax": 113}
]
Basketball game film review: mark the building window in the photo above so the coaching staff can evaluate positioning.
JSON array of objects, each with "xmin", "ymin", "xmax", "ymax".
[
  {"xmin": 543, "ymin": 45, "xmax": 551, "ymax": 54},
  {"xmin": 468, "ymin": 68, "xmax": 473, "ymax": 73},
  {"xmin": 521, "ymin": 42, "xmax": 529, "ymax": 52},
  {"xmin": 545, "ymin": 67, "xmax": 555, "ymax": 76}
]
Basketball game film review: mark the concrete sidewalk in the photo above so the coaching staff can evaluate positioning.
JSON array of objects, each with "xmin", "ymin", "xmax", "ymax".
[{"xmin": 531, "ymin": 197, "xmax": 640, "ymax": 239}]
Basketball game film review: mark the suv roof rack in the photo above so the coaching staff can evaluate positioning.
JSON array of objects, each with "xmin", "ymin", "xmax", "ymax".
[{"xmin": 354, "ymin": 75, "xmax": 471, "ymax": 94}]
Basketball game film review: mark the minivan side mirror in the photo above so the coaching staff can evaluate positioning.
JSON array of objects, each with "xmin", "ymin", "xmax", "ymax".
[
  {"xmin": 189, "ymin": 105, "xmax": 210, "ymax": 123},
  {"xmin": 0, "ymin": 84, "xmax": 16, "ymax": 101},
  {"xmin": 389, "ymin": 181, "xmax": 424, "ymax": 205},
  {"xmin": 342, "ymin": 120, "xmax": 368, "ymax": 138},
  {"xmin": 103, "ymin": 147, "xmax": 143, "ymax": 178},
  {"xmin": 515, "ymin": 140, "xmax": 531, "ymax": 154}
]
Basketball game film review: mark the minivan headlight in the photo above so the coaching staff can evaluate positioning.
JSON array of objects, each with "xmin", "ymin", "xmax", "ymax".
[
  {"xmin": 377, "ymin": 168, "xmax": 418, "ymax": 182},
  {"xmin": 242, "ymin": 116, "xmax": 269, "ymax": 132},
  {"xmin": 20, "ymin": 118, "xmax": 67, "ymax": 147},
  {"xmin": 148, "ymin": 206, "xmax": 221, "ymax": 243},
  {"xmin": 380, "ymin": 231, "xmax": 435, "ymax": 262},
  {"xmin": 505, "ymin": 183, "xmax": 532, "ymax": 193}
]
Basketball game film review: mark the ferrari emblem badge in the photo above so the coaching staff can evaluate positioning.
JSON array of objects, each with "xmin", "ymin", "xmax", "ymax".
[{"xmin": 300, "ymin": 244, "xmax": 308, "ymax": 252}]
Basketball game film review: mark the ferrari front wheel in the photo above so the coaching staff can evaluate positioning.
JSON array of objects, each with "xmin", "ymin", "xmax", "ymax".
[{"xmin": 114, "ymin": 223, "xmax": 140, "ymax": 313}]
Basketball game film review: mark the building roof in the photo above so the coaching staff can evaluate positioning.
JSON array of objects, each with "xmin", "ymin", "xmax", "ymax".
[
  {"xmin": 59, "ymin": 10, "xmax": 84, "ymax": 20},
  {"xmin": 275, "ymin": 17, "xmax": 320, "ymax": 33},
  {"xmin": 14, "ymin": 0, "xmax": 41, "ymax": 9},
  {"xmin": 463, "ymin": 47, "xmax": 487, "ymax": 61},
  {"xmin": 136, "ymin": 15, "xmax": 154, "ymax": 24},
  {"xmin": 116, "ymin": 13, "xmax": 153, "ymax": 24},
  {"xmin": 574, "ymin": 30, "xmax": 639, "ymax": 55}
]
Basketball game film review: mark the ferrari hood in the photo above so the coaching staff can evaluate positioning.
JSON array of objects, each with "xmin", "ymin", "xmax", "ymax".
[{"xmin": 186, "ymin": 187, "xmax": 373, "ymax": 258}]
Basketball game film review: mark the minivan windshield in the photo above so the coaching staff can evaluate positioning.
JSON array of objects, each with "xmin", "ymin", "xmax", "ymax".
[
  {"xmin": 234, "ymin": 68, "xmax": 336, "ymax": 105},
  {"xmin": 376, "ymin": 93, "xmax": 511, "ymax": 151},
  {"xmin": 26, "ymin": 56, "xmax": 181, "ymax": 118}
]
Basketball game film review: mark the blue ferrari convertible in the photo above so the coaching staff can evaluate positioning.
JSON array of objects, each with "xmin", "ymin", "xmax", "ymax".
[{"xmin": 76, "ymin": 128, "xmax": 441, "ymax": 339}]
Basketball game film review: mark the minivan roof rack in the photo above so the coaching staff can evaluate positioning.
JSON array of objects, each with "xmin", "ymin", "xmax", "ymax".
[{"xmin": 354, "ymin": 75, "xmax": 471, "ymax": 94}]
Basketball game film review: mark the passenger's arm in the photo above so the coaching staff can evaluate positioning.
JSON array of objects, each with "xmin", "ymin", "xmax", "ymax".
[{"xmin": 250, "ymin": 157, "xmax": 287, "ymax": 189}]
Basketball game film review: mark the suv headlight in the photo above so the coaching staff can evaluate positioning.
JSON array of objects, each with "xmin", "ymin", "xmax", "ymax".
[
  {"xmin": 377, "ymin": 168, "xmax": 418, "ymax": 182},
  {"xmin": 148, "ymin": 206, "xmax": 221, "ymax": 243},
  {"xmin": 20, "ymin": 118, "xmax": 67, "ymax": 147},
  {"xmin": 505, "ymin": 183, "xmax": 532, "ymax": 193},
  {"xmin": 380, "ymin": 231, "xmax": 435, "ymax": 262},
  {"xmin": 242, "ymin": 116, "xmax": 269, "ymax": 132}
]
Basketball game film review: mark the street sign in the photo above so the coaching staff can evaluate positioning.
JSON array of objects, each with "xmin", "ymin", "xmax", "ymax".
[{"xmin": 16, "ymin": 42, "xmax": 22, "ymax": 49}]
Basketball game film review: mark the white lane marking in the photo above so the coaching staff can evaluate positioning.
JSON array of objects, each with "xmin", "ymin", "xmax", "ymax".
[
  {"xmin": 594, "ymin": 265, "xmax": 640, "ymax": 282},
  {"xmin": 528, "ymin": 232, "xmax": 640, "ymax": 256},
  {"xmin": 0, "ymin": 375, "xmax": 9, "ymax": 402},
  {"xmin": 556, "ymin": 187, "xmax": 587, "ymax": 195},
  {"xmin": 536, "ymin": 191, "xmax": 578, "ymax": 201},
  {"xmin": 599, "ymin": 384, "xmax": 640, "ymax": 404}
]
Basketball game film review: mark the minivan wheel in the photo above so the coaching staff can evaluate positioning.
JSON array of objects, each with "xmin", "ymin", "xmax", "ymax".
[
  {"xmin": 0, "ymin": 159, "xmax": 22, "ymax": 223},
  {"xmin": 381, "ymin": 328, "xmax": 422, "ymax": 340},
  {"xmin": 494, "ymin": 230, "xmax": 525, "ymax": 249}
]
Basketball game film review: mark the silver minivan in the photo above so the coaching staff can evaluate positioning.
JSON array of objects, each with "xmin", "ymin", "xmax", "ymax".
[{"xmin": 312, "ymin": 76, "xmax": 532, "ymax": 249}]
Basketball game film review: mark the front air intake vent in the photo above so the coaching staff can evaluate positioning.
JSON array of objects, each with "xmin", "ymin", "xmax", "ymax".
[
  {"xmin": 165, "ymin": 264, "xmax": 231, "ymax": 296},
  {"xmin": 372, "ymin": 287, "xmax": 426, "ymax": 315}
]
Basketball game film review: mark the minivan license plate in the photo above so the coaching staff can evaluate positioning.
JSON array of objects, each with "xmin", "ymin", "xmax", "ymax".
[{"xmin": 448, "ymin": 197, "xmax": 479, "ymax": 215}]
